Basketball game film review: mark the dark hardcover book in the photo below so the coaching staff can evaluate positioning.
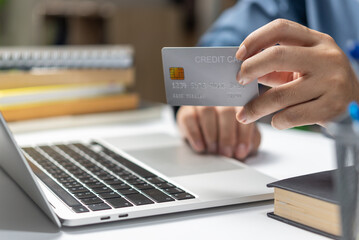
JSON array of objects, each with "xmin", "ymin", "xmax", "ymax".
[
  {"xmin": 267, "ymin": 170, "xmax": 340, "ymax": 239},
  {"xmin": 268, "ymin": 170, "xmax": 337, "ymax": 203}
]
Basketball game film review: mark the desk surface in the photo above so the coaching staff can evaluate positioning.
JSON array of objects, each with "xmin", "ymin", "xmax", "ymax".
[{"xmin": 0, "ymin": 106, "xmax": 336, "ymax": 240}]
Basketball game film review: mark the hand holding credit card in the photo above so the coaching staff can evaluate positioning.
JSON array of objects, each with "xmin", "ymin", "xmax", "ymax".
[{"xmin": 161, "ymin": 47, "xmax": 258, "ymax": 106}]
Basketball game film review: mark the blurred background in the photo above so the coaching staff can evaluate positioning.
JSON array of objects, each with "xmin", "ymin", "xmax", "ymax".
[{"xmin": 0, "ymin": 0, "xmax": 237, "ymax": 103}]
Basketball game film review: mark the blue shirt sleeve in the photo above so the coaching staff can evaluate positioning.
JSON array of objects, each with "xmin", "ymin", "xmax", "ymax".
[{"xmin": 198, "ymin": 0, "xmax": 307, "ymax": 47}]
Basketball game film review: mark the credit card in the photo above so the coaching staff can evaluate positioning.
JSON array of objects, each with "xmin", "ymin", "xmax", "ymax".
[{"xmin": 161, "ymin": 47, "xmax": 258, "ymax": 106}]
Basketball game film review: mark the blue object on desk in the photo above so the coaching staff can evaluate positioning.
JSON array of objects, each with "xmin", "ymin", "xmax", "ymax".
[
  {"xmin": 348, "ymin": 101, "xmax": 359, "ymax": 134},
  {"xmin": 348, "ymin": 102, "xmax": 359, "ymax": 121}
]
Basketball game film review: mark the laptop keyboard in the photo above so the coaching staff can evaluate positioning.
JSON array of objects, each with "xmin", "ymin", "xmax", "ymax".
[{"xmin": 22, "ymin": 142, "xmax": 195, "ymax": 213}]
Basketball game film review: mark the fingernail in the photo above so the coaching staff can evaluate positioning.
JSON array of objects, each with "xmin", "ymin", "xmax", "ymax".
[
  {"xmin": 236, "ymin": 44, "xmax": 247, "ymax": 61},
  {"xmin": 236, "ymin": 69, "xmax": 250, "ymax": 85},
  {"xmin": 207, "ymin": 143, "xmax": 217, "ymax": 154},
  {"xmin": 194, "ymin": 141, "xmax": 205, "ymax": 152},
  {"xmin": 236, "ymin": 111, "xmax": 247, "ymax": 124},
  {"xmin": 238, "ymin": 77, "xmax": 251, "ymax": 85},
  {"xmin": 236, "ymin": 144, "xmax": 249, "ymax": 159},
  {"xmin": 220, "ymin": 146, "xmax": 233, "ymax": 158}
]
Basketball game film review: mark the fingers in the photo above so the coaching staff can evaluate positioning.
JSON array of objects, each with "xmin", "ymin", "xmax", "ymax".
[
  {"xmin": 252, "ymin": 125, "xmax": 261, "ymax": 153},
  {"xmin": 237, "ymin": 46, "xmax": 311, "ymax": 85},
  {"xmin": 271, "ymin": 95, "xmax": 347, "ymax": 130},
  {"xmin": 217, "ymin": 107, "xmax": 237, "ymax": 158},
  {"xmin": 235, "ymin": 123, "xmax": 253, "ymax": 160},
  {"xmin": 177, "ymin": 106, "xmax": 262, "ymax": 161},
  {"xmin": 177, "ymin": 106, "xmax": 205, "ymax": 152},
  {"xmin": 271, "ymin": 99, "xmax": 325, "ymax": 129},
  {"xmin": 233, "ymin": 19, "xmax": 359, "ymax": 130},
  {"xmin": 258, "ymin": 72, "xmax": 295, "ymax": 87},
  {"xmin": 236, "ymin": 77, "xmax": 324, "ymax": 124},
  {"xmin": 236, "ymin": 19, "xmax": 319, "ymax": 61},
  {"xmin": 196, "ymin": 106, "xmax": 218, "ymax": 153}
]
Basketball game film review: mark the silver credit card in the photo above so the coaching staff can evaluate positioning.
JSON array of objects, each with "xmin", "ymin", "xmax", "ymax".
[{"xmin": 161, "ymin": 47, "xmax": 258, "ymax": 106}]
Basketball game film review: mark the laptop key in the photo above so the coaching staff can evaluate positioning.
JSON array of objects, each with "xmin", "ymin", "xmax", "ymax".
[
  {"xmin": 98, "ymin": 174, "xmax": 116, "ymax": 181},
  {"xmin": 163, "ymin": 188, "xmax": 184, "ymax": 194},
  {"xmin": 156, "ymin": 183, "xmax": 175, "ymax": 189},
  {"xmin": 102, "ymin": 162, "xmax": 117, "ymax": 169},
  {"xmin": 146, "ymin": 177, "xmax": 166, "ymax": 184},
  {"xmin": 68, "ymin": 186, "xmax": 88, "ymax": 193},
  {"xmin": 125, "ymin": 194, "xmax": 154, "ymax": 206},
  {"xmin": 81, "ymin": 197, "xmax": 104, "ymax": 205},
  {"xmin": 70, "ymin": 170, "xmax": 87, "ymax": 176},
  {"xmin": 82, "ymin": 163, "xmax": 96, "ymax": 168},
  {"xmin": 142, "ymin": 189, "xmax": 175, "ymax": 203},
  {"xmin": 75, "ymin": 192, "xmax": 96, "ymax": 199},
  {"xmin": 87, "ymin": 203, "xmax": 112, "ymax": 211},
  {"xmin": 121, "ymin": 175, "xmax": 138, "ymax": 181},
  {"xmin": 99, "ymin": 192, "xmax": 121, "ymax": 199},
  {"xmin": 52, "ymin": 173, "xmax": 70, "ymax": 179},
  {"xmin": 39, "ymin": 162, "xmax": 55, "ymax": 169},
  {"xmin": 64, "ymin": 165, "xmax": 81, "ymax": 172},
  {"xmin": 72, "ymin": 205, "xmax": 90, "ymax": 213},
  {"xmin": 57, "ymin": 177, "xmax": 76, "ymax": 183},
  {"xmin": 134, "ymin": 183, "xmax": 155, "ymax": 190},
  {"xmin": 106, "ymin": 198, "xmax": 133, "ymax": 208},
  {"xmin": 105, "ymin": 179, "xmax": 124, "ymax": 185},
  {"xmin": 91, "ymin": 186, "xmax": 113, "ymax": 194},
  {"xmin": 87, "ymin": 166, "xmax": 102, "ymax": 172},
  {"xmin": 62, "ymin": 182, "xmax": 83, "ymax": 188},
  {"xmin": 113, "ymin": 169, "xmax": 131, "ymax": 177},
  {"xmin": 126, "ymin": 179, "xmax": 146, "ymax": 185},
  {"xmin": 111, "ymin": 183, "xmax": 131, "ymax": 190},
  {"xmin": 81, "ymin": 177, "xmax": 99, "ymax": 184},
  {"xmin": 93, "ymin": 170, "xmax": 108, "ymax": 177},
  {"xmin": 85, "ymin": 182, "xmax": 105, "ymax": 188},
  {"xmin": 77, "ymin": 174, "xmax": 93, "ymax": 180},
  {"xmin": 117, "ymin": 188, "xmax": 138, "ymax": 195},
  {"xmin": 171, "ymin": 192, "xmax": 195, "ymax": 200}
]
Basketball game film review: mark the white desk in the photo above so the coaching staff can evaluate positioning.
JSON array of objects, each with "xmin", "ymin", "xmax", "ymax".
[{"xmin": 0, "ymin": 106, "xmax": 336, "ymax": 240}]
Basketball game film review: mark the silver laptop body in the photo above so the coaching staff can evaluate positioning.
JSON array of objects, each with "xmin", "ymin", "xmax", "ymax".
[{"xmin": 0, "ymin": 114, "xmax": 274, "ymax": 227}]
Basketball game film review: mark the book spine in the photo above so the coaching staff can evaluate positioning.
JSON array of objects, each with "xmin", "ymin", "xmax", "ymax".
[
  {"xmin": 0, "ymin": 68, "xmax": 135, "ymax": 90},
  {"xmin": 0, "ymin": 83, "xmax": 125, "ymax": 106},
  {"xmin": 0, "ymin": 94, "xmax": 139, "ymax": 122},
  {"xmin": 0, "ymin": 46, "xmax": 133, "ymax": 69}
]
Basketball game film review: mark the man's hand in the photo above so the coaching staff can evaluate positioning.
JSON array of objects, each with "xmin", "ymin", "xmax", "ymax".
[
  {"xmin": 177, "ymin": 106, "xmax": 261, "ymax": 160},
  {"xmin": 235, "ymin": 19, "xmax": 359, "ymax": 129}
]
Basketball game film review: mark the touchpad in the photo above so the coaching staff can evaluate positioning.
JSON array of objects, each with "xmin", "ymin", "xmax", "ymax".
[
  {"xmin": 125, "ymin": 144, "xmax": 242, "ymax": 177},
  {"xmin": 103, "ymin": 133, "xmax": 242, "ymax": 177}
]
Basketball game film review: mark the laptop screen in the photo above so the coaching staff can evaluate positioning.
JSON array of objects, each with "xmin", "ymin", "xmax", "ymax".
[{"xmin": 0, "ymin": 113, "xmax": 61, "ymax": 227}]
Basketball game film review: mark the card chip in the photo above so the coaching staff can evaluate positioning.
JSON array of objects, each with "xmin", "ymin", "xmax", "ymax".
[{"xmin": 169, "ymin": 67, "xmax": 184, "ymax": 80}]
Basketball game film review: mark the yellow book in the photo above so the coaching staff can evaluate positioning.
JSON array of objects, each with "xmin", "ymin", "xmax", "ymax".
[
  {"xmin": 0, "ymin": 69, "xmax": 134, "ymax": 90},
  {"xmin": 0, "ymin": 93, "xmax": 139, "ymax": 122},
  {"xmin": 0, "ymin": 82, "xmax": 125, "ymax": 106}
]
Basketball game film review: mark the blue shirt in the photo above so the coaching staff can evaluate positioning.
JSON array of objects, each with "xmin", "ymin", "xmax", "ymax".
[{"xmin": 199, "ymin": 0, "xmax": 359, "ymax": 54}]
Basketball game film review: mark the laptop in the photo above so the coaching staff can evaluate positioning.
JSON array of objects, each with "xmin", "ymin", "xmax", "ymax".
[{"xmin": 0, "ymin": 113, "xmax": 275, "ymax": 227}]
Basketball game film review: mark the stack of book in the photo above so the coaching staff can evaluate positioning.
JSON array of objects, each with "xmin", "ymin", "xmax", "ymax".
[{"xmin": 0, "ymin": 46, "xmax": 139, "ymax": 122}]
